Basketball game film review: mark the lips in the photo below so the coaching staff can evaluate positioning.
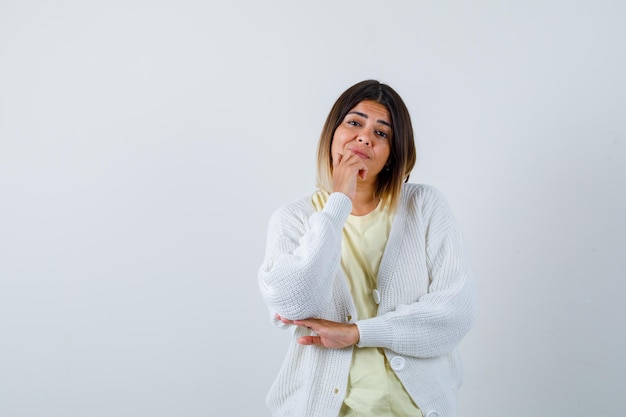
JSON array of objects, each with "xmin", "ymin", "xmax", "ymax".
[{"xmin": 349, "ymin": 148, "xmax": 370, "ymax": 159}]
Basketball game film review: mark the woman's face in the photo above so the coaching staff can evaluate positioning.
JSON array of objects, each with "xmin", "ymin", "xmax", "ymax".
[{"xmin": 331, "ymin": 100, "xmax": 392, "ymax": 183}]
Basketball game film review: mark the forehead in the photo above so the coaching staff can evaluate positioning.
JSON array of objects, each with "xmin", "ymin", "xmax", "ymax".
[{"xmin": 347, "ymin": 100, "xmax": 391, "ymax": 124}]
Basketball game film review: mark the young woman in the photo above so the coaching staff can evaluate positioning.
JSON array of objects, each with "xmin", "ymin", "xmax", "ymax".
[{"xmin": 258, "ymin": 80, "xmax": 477, "ymax": 417}]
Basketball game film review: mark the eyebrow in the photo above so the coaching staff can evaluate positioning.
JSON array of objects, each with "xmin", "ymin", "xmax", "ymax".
[{"xmin": 348, "ymin": 111, "xmax": 391, "ymax": 128}]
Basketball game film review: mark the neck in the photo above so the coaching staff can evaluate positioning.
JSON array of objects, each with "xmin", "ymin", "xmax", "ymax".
[{"xmin": 350, "ymin": 183, "xmax": 379, "ymax": 216}]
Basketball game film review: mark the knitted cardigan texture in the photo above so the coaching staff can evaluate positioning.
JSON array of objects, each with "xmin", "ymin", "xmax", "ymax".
[{"xmin": 258, "ymin": 183, "xmax": 477, "ymax": 417}]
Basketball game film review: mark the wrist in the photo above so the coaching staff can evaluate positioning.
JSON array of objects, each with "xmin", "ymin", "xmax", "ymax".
[{"xmin": 352, "ymin": 323, "xmax": 360, "ymax": 346}]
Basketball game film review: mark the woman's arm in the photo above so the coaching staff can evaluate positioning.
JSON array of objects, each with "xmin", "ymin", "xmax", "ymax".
[
  {"xmin": 276, "ymin": 186, "xmax": 477, "ymax": 356},
  {"xmin": 356, "ymin": 187, "xmax": 477, "ymax": 358},
  {"xmin": 258, "ymin": 192, "xmax": 352, "ymax": 321}
]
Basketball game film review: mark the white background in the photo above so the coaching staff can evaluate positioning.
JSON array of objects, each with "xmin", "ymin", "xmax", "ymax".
[{"xmin": 1, "ymin": 1, "xmax": 625, "ymax": 416}]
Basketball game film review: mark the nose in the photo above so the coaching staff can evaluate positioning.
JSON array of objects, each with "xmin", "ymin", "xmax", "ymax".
[{"xmin": 357, "ymin": 134, "xmax": 371, "ymax": 146}]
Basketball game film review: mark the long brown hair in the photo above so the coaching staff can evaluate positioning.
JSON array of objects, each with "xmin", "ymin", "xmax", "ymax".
[{"xmin": 316, "ymin": 80, "xmax": 416, "ymax": 211}]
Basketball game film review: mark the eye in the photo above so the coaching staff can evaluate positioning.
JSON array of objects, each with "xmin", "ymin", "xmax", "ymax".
[
  {"xmin": 347, "ymin": 120, "xmax": 361, "ymax": 127},
  {"xmin": 375, "ymin": 130, "xmax": 389, "ymax": 138}
]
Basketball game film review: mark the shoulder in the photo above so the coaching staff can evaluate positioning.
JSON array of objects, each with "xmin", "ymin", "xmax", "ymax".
[
  {"xmin": 267, "ymin": 192, "xmax": 316, "ymax": 231},
  {"xmin": 400, "ymin": 183, "xmax": 449, "ymax": 211},
  {"xmin": 279, "ymin": 193, "xmax": 317, "ymax": 213},
  {"xmin": 397, "ymin": 183, "xmax": 461, "ymax": 233},
  {"xmin": 401, "ymin": 182, "xmax": 439, "ymax": 199}
]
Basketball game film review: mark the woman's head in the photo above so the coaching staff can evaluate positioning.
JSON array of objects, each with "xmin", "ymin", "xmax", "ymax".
[{"xmin": 316, "ymin": 80, "xmax": 416, "ymax": 211}]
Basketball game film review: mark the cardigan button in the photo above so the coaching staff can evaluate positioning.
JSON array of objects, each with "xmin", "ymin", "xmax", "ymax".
[
  {"xmin": 424, "ymin": 411, "xmax": 439, "ymax": 417},
  {"xmin": 390, "ymin": 356, "xmax": 405, "ymax": 370},
  {"xmin": 372, "ymin": 289, "xmax": 381, "ymax": 304}
]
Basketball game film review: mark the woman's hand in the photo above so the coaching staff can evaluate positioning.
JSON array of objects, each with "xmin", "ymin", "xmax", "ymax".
[
  {"xmin": 332, "ymin": 146, "xmax": 367, "ymax": 200},
  {"xmin": 276, "ymin": 315, "xmax": 360, "ymax": 349}
]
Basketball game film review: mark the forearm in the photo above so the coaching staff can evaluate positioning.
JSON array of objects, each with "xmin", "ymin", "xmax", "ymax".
[{"xmin": 356, "ymin": 274, "xmax": 477, "ymax": 357}]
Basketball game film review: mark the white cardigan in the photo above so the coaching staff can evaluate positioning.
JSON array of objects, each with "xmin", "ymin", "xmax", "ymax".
[{"xmin": 258, "ymin": 183, "xmax": 477, "ymax": 417}]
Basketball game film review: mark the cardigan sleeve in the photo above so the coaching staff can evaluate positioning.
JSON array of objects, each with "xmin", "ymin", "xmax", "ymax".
[
  {"xmin": 355, "ymin": 186, "xmax": 477, "ymax": 358},
  {"xmin": 258, "ymin": 192, "xmax": 352, "ymax": 321}
]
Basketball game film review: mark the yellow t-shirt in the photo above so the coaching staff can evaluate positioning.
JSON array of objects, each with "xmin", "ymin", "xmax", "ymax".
[{"xmin": 311, "ymin": 191, "xmax": 422, "ymax": 417}]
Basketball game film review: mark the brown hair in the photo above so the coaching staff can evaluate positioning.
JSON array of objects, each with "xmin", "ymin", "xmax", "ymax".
[{"xmin": 316, "ymin": 80, "xmax": 416, "ymax": 211}]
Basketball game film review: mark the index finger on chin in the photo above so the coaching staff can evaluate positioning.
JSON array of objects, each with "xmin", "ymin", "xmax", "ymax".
[{"xmin": 332, "ymin": 152, "xmax": 342, "ymax": 168}]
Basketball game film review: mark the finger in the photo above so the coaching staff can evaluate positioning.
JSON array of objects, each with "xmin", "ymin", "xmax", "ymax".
[
  {"xmin": 342, "ymin": 151, "xmax": 367, "ymax": 169},
  {"xmin": 332, "ymin": 152, "xmax": 343, "ymax": 169},
  {"xmin": 335, "ymin": 148, "xmax": 362, "ymax": 168},
  {"xmin": 293, "ymin": 319, "xmax": 317, "ymax": 330},
  {"xmin": 337, "ymin": 156, "xmax": 366, "ymax": 180},
  {"xmin": 297, "ymin": 336, "xmax": 322, "ymax": 346},
  {"xmin": 276, "ymin": 314, "xmax": 296, "ymax": 325}
]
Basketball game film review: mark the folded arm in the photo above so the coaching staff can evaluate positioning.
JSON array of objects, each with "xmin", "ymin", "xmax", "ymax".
[{"xmin": 356, "ymin": 188, "xmax": 477, "ymax": 357}]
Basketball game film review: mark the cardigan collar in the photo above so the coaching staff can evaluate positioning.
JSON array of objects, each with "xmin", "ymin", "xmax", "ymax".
[{"xmin": 377, "ymin": 186, "xmax": 411, "ymax": 289}]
